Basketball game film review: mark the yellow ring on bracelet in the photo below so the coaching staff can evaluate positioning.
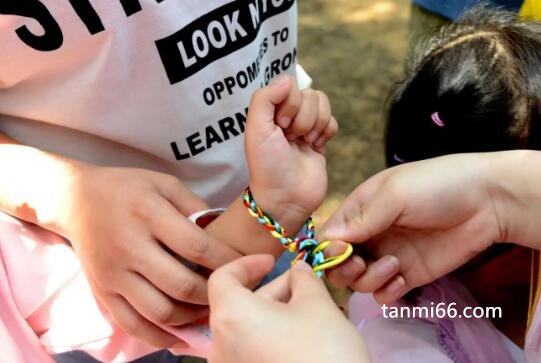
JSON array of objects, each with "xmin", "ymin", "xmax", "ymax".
[{"xmin": 312, "ymin": 242, "xmax": 354, "ymax": 273}]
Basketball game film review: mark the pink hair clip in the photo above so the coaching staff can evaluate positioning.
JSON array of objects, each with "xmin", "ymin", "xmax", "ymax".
[
  {"xmin": 393, "ymin": 154, "xmax": 406, "ymax": 163},
  {"xmin": 431, "ymin": 112, "xmax": 445, "ymax": 127}
]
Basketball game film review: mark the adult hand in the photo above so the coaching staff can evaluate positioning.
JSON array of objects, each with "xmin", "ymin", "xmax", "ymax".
[
  {"xmin": 319, "ymin": 152, "xmax": 526, "ymax": 304},
  {"xmin": 208, "ymin": 255, "xmax": 370, "ymax": 363},
  {"xmin": 65, "ymin": 166, "xmax": 242, "ymax": 348}
]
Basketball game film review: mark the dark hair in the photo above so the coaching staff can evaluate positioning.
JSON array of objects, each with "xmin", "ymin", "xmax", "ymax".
[{"xmin": 386, "ymin": 5, "xmax": 541, "ymax": 167}]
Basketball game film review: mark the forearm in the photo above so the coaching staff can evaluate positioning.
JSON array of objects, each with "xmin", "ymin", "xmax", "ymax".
[
  {"xmin": 205, "ymin": 191, "xmax": 310, "ymax": 258},
  {"xmin": 488, "ymin": 150, "xmax": 541, "ymax": 249},
  {"xmin": 0, "ymin": 132, "xmax": 91, "ymax": 236}
]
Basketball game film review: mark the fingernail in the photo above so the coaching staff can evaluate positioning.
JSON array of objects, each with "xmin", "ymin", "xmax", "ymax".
[
  {"xmin": 295, "ymin": 261, "xmax": 313, "ymax": 272},
  {"xmin": 304, "ymin": 130, "xmax": 319, "ymax": 143},
  {"xmin": 171, "ymin": 341, "xmax": 189, "ymax": 350},
  {"xmin": 341, "ymin": 256, "xmax": 365, "ymax": 277},
  {"xmin": 274, "ymin": 75, "xmax": 290, "ymax": 87},
  {"xmin": 386, "ymin": 276, "xmax": 405, "ymax": 294},
  {"xmin": 340, "ymin": 256, "xmax": 364, "ymax": 277},
  {"xmin": 286, "ymin": 132, "xmax": 296, "ymax": 141},
  {"xmin": 278, "ymin": 116, "xmax": 291, "ymax": 128},
  {"xmin": 314, "ymin": 136, "xmax": 327, "ymax": 148},
  {"xmin": 375, "ymin": 256, "xmax": 399, "ymax": 278},
  {"xmin": 326, "ymin": 240, "xmax": 347, "ymax": 255}
]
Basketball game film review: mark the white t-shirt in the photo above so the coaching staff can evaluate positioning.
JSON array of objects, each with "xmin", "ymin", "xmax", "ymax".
[{"xmin": 0, "ymin": 0, "xmax": 298, "ymax": 207}]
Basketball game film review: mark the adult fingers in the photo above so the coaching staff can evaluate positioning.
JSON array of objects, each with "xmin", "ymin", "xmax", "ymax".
[
  {"xmin": 255, "ymin": 270, "xmax": 292, "ymax": 302},
  {"xmin": 373, "ymin": 275, "xmax": 409, "ymax": 305},
  {"xmin": 319, "ymin": 171, "xmax": 401, "ymax": 244},
  {"xmin": 121, "ymin": 272, "xmax": 209, "ymax": 326},
  {"xmin": 208, "ymin": 255, "xmax": 275, "ymax": 306},
  {"xmin": 145, "ymin": 196, "xmax": 242, "ymax": 270},
  {"xmin": 156, "ymin": 175, "xmax": 210, "ymax": 216},
  {"xmin": 101, "ymin": 293, "xmax": 179, "ymax": 348},
  {"xmin": 304, "ymin": 91, "xmax": 332, "ymax": 144},
  {"xmin": 349, "ymin": 255, "xmax": 400, "ymax": 293},
  {"xmin": 136, "ymin": 240, "xmax": 210, "ymax": 305},
  {"xmin": 324, "ymin": 241, "xmax": 366, "ymax": 288},
  {"xmin": 289, "ymin": 262, "xmax": 333, "ymax": 305}
]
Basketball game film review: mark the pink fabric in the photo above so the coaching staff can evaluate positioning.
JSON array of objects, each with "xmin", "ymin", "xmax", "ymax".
[
  {"xmin": 526, "ymin": 295, "xmax": 541, "ymax": 361},
  {"xmin": 0, "ymin": 211, "xmax": 211, "ymax": 363},
  {"xmin": 350, "ymin": 276, "xmax": 539, "ymax": 363}
]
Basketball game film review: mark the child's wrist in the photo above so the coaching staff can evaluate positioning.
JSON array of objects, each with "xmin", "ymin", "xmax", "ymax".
[
  {"xmin": 488, "ymin": 150, "xmax": 541, "ymax": 248},
  {"xmin": 54, "ymin": 161, "xmax": 98, "ymax": 237},
  {"xmin": 249, "ymin": 185, "xmax": 313, "ymax": 233}
]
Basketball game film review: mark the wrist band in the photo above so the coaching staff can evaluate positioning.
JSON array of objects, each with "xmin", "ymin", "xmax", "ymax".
[{"xmin": 242, "ymin": 187, "xmax": 353, "ymax": 277}]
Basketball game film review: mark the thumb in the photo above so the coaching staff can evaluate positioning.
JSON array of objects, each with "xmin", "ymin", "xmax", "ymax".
[
  {"xmin": 208, "ymin": 255, "xmax": 275, "ymax": 307},
  {"xmin": 289, "ymin": 261, "xmax": 333, "ymax": 304},
  {"xmin": 256, "ymin": 270, "xmax": 292, "ymax": 302},
  {"xmin": 319, "ymin": 173, "xmax": 401, "ymax": 243},
  {"xmin": 246, "ymin": 75, "xmax": 293, "ymax": 137}
]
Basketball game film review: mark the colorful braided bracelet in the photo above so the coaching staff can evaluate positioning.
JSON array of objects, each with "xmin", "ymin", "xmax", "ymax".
[{"xmin": 242, "ymin": 187, "xmax": 353, "ymax": 277}]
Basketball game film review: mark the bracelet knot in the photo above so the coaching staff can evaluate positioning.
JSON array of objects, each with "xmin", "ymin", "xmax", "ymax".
[{"xmin": 242, "ymin": 187, "xmax": 352, "ymax": 277}]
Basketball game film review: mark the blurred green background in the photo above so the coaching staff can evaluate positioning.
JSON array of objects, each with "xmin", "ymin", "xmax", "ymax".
[{"xmin": 301, "ymin": 0, "xmax": 410, "ymax": 223}]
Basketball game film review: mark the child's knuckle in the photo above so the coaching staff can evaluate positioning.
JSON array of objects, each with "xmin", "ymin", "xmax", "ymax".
[
  {"xmin": 327, "ymin": 120, "xmax": 339, "ymax": 134},
  {"xmin": 210, "ymin": 308, "xmax": 237, "ymax": 333},
  {"xmin": 131, "ymin": 195, "xmax": 157, "ymax": 220},
  {"xmin": 153, "ymin": 302, "xmax": 176, "ymax": 324},
  {"xmin": 173, "ymin": 277, "xmax": 198, "ymax": 301},
  {"xmin": 302, "ymin": 88, "xmax": 317, "ymax": 99},
  {"xmin": 120, "ymin": 317, "xmax": 140, "ymax": 336},
  {"xmin": 292, "ymin": 120, "xmax": 312, "ymax": 134},
  {"xmin": 188, "ymin": 236, "xmax": 209, "ymax": 259},
  {"xmin": 316, "ymin": 90, "xmax": 329, "ymax": 102},
  {"xmin": 161, "ymin": 174, "xmax": 182, "ymax": 191}
]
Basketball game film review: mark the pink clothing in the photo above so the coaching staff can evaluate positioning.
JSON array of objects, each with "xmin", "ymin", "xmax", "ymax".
[
  {"xmin": 0, "ymin": 211, "xmax": 211, "ymax": 363},
  {"xmin": 350, "ymin": 276, "xmax": 541, "ymax": 363},
  {"xmin": 4, "ymin": 202, "xmax": 541, "ymax": 363}
]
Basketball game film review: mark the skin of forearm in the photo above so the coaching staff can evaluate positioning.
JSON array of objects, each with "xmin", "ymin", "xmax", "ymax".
[
  {"xmin": 0, "ymin": 132, "xmax": 90, "ymax": 236},
  {"xmin": 488, "ymin": 150, "xmax": 541, "ymax": 250},
  {"xmin": 1, "ymin": 129, "xmax": 311, "ymax": 258},
  {"xmin": 204, "ymin": 193, "xmax": 310, "ymax": 258}
]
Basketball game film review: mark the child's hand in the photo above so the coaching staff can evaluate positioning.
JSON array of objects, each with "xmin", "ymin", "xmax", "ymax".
[
  {"xmin": 319, "ymin": 154, "xmax": 507, "ymax": 304},
  {"xmin": 245, "ymin": 75, "xmax": 338, "ymax": 221},
  {"xmin": 64, "ymin": 166, "xmax": 242, "ymax": 348},
  {"xmin": 208, "ymin": 255, "xmax": 370, "ymax": 363}
]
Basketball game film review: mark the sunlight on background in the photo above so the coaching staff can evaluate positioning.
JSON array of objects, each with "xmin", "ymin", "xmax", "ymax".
[
  {"xmin": 343, "ymin": 1, "xmax": 399, "ymax": 23},
  {"xmin": 298, "ymin": 0, "xmax": 410, "ymax": 222}
]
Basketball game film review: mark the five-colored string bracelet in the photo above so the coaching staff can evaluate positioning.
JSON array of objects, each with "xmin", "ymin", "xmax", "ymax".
[{"xmin": 242, "ymin": 187, "xmax": 353, "ymax": 277}]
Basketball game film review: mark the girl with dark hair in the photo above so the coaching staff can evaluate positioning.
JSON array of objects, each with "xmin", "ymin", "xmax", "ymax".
[{"xmin": 388, "ymin": 6, "xmax": 541, "ymax": 166}]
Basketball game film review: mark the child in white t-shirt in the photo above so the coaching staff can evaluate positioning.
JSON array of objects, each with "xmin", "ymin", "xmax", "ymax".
[{"xmin": 0, "ymin": 2, "xmax": 322, "ymax": 361}]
